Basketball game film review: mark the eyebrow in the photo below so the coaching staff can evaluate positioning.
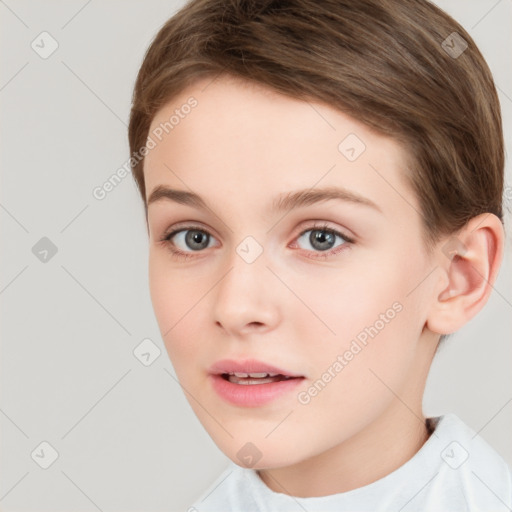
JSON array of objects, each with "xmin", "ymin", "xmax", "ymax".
[{"xmin": 147, "ymin": 185, "xmax": 382, "ymax": 213}]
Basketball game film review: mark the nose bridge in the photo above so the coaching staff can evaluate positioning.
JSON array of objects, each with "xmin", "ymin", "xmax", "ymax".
[
  {"xmin": 219, "ymin": 233, "xmax": 268, "ymax": 299},
  {"xmin": 212, "ymin": 233, "xmax": 279, "ymax": 332}
]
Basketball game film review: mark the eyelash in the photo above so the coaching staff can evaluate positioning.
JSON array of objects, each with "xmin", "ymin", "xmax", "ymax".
[{"xmin": 158, "ymin": 222, "xmax": 354, "ymax": 261}]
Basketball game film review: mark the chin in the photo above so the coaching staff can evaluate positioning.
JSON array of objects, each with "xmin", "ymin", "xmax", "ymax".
[{"xmin": 222, "ymin": 440, "xmax": 309, "ymax": 471}]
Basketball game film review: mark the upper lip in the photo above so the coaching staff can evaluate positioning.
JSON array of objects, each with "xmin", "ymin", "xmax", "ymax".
[{"xmin": 209, "ymin": 358, "xmax": 303, "ymax": 377}]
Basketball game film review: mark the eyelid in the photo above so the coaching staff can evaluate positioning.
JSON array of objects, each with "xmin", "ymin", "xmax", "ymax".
[
  {"xmin": 296, "ymin": 221, "xmax": 355, "ymax": 243},
  {"xmin": 159, "ymin": 220, "xmax": 355, "ymax": 259},
  {"xmin": 161, "ymin": 221, "xmax": 214, "ymax": 240},
  {"xmin": 161, "ymin": 220, "xmax": 354, "ymax": 242}
]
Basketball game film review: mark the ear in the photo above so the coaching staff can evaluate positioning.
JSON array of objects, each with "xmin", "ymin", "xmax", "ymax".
[{"xmin": 426, "ymin": 213, "xmax": 504, "ymax": 335}]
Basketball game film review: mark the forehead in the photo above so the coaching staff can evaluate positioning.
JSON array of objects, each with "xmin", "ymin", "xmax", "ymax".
[{"xmin": 143, "ymin": 75, "xmax": 416, "ymax": 218}]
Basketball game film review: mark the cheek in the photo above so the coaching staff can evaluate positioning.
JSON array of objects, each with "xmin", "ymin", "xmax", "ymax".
[
  {"xmin": 293, "ymin": 299, "xmax": 417, "ymax": 448},
  {"xmin": 292, "ymin": 262, "xmax": 404, "ymax": 351},
  {"xmin": 148, "ymin": 254, "xmax": 199, "ymax": 362},
  {"xmin": 299, "ymin": 252, "xmax": 423, "ymax": 384},
  {"xmin": 148, "ymin": 254, "xmax": 173, "ymax": 328}
]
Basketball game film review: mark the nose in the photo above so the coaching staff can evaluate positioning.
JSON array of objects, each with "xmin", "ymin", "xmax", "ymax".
[{"xmin": 212, "ymin": 247, "xmax": 281, "ymax": 337}]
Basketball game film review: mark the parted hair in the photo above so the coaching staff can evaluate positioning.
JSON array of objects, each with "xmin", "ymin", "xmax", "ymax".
[{"xmin": 128, "ymin": 0, "xmax": 504, "ymax": 248}]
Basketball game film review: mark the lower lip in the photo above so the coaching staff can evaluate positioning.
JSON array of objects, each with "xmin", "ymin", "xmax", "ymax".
[{"xmin": 209, "ymin": 374, "xmax": 305, "ymax": 407}]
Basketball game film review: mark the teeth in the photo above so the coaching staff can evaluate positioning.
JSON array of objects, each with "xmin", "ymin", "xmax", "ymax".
[
  {"xmin": 230, "ymin": 372, "xmax": 282, "ymax": 378},
  {"xmin": 235, "ymin": 378, "xmax": 276, "ymax": 385},
  {"xmin": 225, "ymin": 372, "xmax": 294, "ymax": 385}
]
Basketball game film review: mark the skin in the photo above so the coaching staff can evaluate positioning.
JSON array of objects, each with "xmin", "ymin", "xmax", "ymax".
[{"xmin": 143, "ymin": 74, "xmax": 504, "ymax": 497}]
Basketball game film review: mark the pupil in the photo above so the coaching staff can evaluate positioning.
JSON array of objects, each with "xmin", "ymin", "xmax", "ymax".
[
  {"xmin": 312, "ymin": 230, "xmax": 334, "ymax": 251},
  {"xmin": 187, "ymin": 230, "xmax": 209, "ymax": 250}
]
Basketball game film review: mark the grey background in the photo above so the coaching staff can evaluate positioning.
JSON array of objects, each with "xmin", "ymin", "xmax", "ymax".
[{"xmin": 1, "ymin": 1, "xmax": 511, "ymax": 511}]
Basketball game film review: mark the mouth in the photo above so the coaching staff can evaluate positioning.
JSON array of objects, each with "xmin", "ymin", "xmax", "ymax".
[
  {"xmin": 209, "ymin": 358, "xmax": 304, "ymax": 380},
  {"xmin": 208, "ymin": 358, "xmax": 305, "ymax": 407},
  {"xmin": 220, "ymin": 372, "xmax": 299, "ymax": 385}
]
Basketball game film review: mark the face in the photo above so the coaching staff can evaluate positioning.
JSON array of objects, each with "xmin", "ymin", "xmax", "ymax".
[{"xmin": 144, "ymin": 74, "xmax": 438, "ymax": 470}]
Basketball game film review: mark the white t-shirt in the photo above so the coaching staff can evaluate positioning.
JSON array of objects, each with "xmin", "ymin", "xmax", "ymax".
[{"xmin": 189, "ymin": 413, "xmax": 512, "ymax": 511}]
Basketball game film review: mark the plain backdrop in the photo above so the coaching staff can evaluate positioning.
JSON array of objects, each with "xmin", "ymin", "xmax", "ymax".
[{"xmin": 1, "ymin": 1, "xmax": 511, "ymax": 511}]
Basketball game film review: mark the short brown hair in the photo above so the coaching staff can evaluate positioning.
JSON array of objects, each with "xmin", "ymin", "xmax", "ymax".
[{"xmin": 128, "ymin": 0, "xmax": 504, "ymax": 248}]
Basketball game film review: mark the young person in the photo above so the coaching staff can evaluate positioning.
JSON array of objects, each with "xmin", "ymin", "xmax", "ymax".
[{"xmin": 128, "ymin": 0, "xmax": 511, "ymax": 509}]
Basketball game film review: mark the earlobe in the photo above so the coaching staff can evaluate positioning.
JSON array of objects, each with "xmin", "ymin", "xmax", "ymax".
[{"xmin": 426, "ymin": 213, "xmax": 504, "ymax": 335}]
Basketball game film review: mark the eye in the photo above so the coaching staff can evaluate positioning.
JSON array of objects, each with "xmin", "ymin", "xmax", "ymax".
[
  {"xmin": 159, "ymin": 222, "xmax": 354, "ymax": 261},
  {"xmin": 292, "ymin": 223, "xmax": 353, "ymax": 259},
  {"xmin": 159, "ymin": 225, "xmax": 217, "ymax": 261}
]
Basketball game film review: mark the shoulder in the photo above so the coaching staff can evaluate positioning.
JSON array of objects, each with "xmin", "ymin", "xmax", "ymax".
[
  {"xmin": 188, "ymin": 461, "xmax": 264, "ymax": 511},
  {"xmin": 430, "ymin": 412, "xmax": 512, "ymax": 511}
]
